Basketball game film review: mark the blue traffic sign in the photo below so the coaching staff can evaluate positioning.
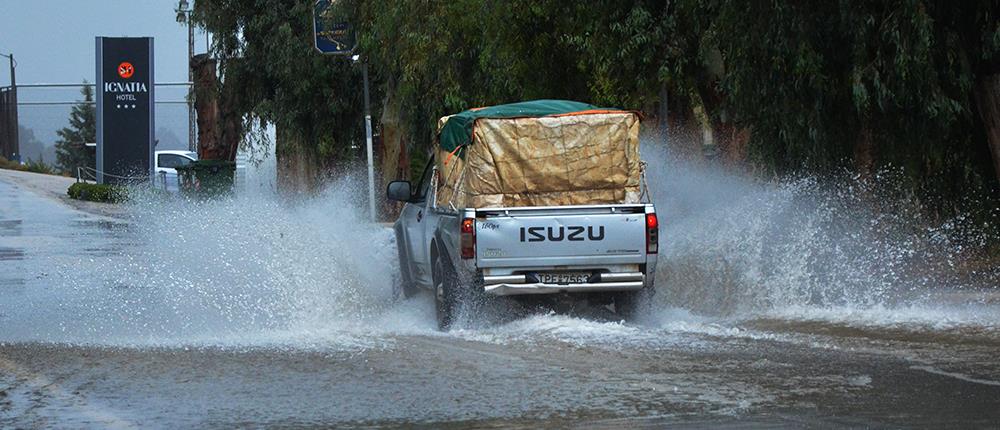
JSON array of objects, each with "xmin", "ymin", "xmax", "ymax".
[{"xmin": 314, "ymin": 0, "xmax": 353, "ymax": 55}]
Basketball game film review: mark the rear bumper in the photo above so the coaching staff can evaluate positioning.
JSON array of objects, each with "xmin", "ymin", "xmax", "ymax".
[{"xmin": 482, "ymin": 272, "xmax": 645, "ymax": 296}]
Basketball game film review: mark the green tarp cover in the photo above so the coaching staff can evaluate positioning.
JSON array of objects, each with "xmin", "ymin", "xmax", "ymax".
[{"xmin": 437, "ymin": 99, "xmax": 614, "ymax": 153}]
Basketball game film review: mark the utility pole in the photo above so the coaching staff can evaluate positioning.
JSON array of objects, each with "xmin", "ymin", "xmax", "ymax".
[
  {"xmin": 0, "ymin": 53, "xmax": 17, "ymax": 160},
  {"xmin": 187, "ymin": 17, "xmax": 195, "ymax": 153},
  {"xmin": 187, "ymin": 19, "xmax": 194, "ymax": 153},
  {"xmin": 9, "ymin": 54, "xmax": 15, "ymax": 160},
  {"xmin": 176, "ymin": 0, "xmax": 195, "ymax": 153},
  {"xmin": 313, "ymin": 1, "xmax": 377, "ymax": 221},
  {"xmin": 361, "ymin": 60, "xmax": 376, "ymax": 222}
]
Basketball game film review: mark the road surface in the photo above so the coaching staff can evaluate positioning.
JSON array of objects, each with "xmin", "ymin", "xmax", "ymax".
[{"xmin": 1, "ymin": 171, "xmax": 998, "ymax": 428}]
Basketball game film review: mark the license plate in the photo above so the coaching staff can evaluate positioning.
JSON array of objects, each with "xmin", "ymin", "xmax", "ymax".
[{"xmin": 537, "ymin": 272, "xmax": 590, "ymax": 285}]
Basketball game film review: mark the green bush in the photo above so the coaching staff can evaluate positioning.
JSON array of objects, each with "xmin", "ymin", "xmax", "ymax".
[{"xmin": 67, "ymin": 182, "xmax": 127, "ymax": 203}]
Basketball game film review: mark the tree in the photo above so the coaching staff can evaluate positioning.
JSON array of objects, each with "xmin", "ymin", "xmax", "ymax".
[
  {"xmin": 18, "ymin": 125, "xmax": 53, "ymax": 163},
  {"xmin": 55, "ymin": 83, "xmax": 95, "ymax": 173},
  {"xmin": 192, "ymin": 0, "xmax": 367, "ymax": 191},
  {"xmin": 194, "ymin": 0, "xmax": 998, "ymax": 221},
  {"xmin": 702, "ymin": 1, "xmax": 999, "ymax": 209},
  {"xmin": 352, "ymin": 0, "xmax": 600, "ymax": 176},
  {"xmin": 191, "ymin": 53, "xmax": 242, "ymax": 162}
]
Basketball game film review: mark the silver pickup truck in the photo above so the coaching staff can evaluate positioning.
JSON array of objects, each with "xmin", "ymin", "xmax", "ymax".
[
  {"xmin": 387, "ymin": 158, "xmax": 658, "ymax": 330},
  {"xmin": 387, "ymin": 100, "xmax": 657, "ymax": 330}
]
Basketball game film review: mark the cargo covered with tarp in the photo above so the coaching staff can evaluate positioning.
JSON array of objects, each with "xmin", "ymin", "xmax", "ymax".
[{"xmin": 434, "ymin": 100, "xmax": 642, "ymax": 209}]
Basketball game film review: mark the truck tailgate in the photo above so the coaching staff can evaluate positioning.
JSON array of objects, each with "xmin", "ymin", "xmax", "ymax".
[{"xmin": 475, "ymin": 205, "xmax": 649, "ymax": 268}]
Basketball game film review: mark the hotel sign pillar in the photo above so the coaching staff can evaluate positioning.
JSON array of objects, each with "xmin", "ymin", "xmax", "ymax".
[{"xmin": 96, "ymin": 37, "xmax": 154, "ymax": 184}]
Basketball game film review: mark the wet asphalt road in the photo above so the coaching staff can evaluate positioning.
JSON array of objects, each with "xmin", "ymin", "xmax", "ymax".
[
  {"xmin": 1, "ymin": 174, "xmax": 999, "ymax": 428},
  {"xmin": 2, "ymin": 327, "xmax": 999, "ymax": 428}
]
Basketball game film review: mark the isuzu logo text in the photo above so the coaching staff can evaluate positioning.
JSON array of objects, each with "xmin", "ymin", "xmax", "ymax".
[{"xmin": 519, "ymin": 226, "xmax": 605, "ymax": 242}]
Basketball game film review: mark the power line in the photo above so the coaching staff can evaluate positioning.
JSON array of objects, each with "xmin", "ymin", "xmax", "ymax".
[
  {"xmin": 9, "ymin": 82, "xmax": 192, "ymax": 89},
  {"xmin": 17, "ymin": 101, "xmax": 188, "ymax": 106}
]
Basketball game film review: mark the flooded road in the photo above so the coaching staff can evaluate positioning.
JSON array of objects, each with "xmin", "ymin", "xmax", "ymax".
[
  {"xmin": 3, "ymin": 326, "xmax": 1000, "ymax": 429},
  {"xmin": 1, "ymin": 168, "xmax": 999, "ymax": 428}
]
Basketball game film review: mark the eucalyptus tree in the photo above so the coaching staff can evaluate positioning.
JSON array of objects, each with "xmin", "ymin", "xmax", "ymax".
[
  {"xmin": 707, "ymin": 0, "xmax": 999, "ymax": 208},
  {"xmin": 193, "ymin": 0, "xmax": 368, "ymax": 189},
  {"xmin": 193, "ymin": 0, "xmax": 999, "ymax": 213}
]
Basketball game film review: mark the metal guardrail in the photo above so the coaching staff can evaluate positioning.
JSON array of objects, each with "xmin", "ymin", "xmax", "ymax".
[
  {"xmin": 76, "ymin": 166, "xmax": 152, "ymax": 182},
  {"xmin": 6, "ymin": 82, "xmax": 194, "ymax": 106},
  {"xmin": 75, "ymin": 166, "xmax": 96, "ymax": 183}
]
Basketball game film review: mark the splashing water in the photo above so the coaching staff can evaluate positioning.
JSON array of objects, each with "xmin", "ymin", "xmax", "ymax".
[
  {"xmin": 2, "ymin": 138, "xmax": 998, "ymax": 349},
  {"xmin": 642, "ymin": 133, "xmax": 1000, "ymax": 329},
  {"xmin": 2, "ymin": 177, "xmax": 440, "ymax": 347}
]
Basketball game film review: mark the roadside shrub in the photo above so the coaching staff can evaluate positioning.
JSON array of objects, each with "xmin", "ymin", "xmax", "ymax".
[
  {"xmin": 0, "ymin": 156, "xmax": 27, "ymax": 171},
  {"xmin": 24, "ymin": 158, "xmax": 56, "ymax": 175},
  {"xmin": 67, "ymin": 182, "xmax": 127, "ymax": 203},
  {"xmin": 0, "ymin": 156, "xmax": 62, "ymax": 175}
]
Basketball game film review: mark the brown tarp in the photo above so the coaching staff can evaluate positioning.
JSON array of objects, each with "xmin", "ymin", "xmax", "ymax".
[{"xmin": 435, "ymin": 112, "xmax": 642, "ymax": 208}]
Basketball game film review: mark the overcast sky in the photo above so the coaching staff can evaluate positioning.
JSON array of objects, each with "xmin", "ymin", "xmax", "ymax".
[{"xmin": 0, "ymin": 0, "xmax": 210, "ymax": 152}]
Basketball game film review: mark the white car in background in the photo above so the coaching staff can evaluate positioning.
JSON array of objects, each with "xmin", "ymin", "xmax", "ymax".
[{"xmin": 154, "ymin": 150, "xmax": 197, "ymax": 192}]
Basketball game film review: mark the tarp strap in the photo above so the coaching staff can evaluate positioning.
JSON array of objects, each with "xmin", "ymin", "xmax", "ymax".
[
  {"xmin": 639, "ymin": 161, "xmax": 650, "ymax": 203},
  {"xmin": 548, "ymin": 109, "xmax": 628, "ymax": 118},
  {"xmin": 444, "ymin": 144, "xmax": 465, "ymax": 166}
]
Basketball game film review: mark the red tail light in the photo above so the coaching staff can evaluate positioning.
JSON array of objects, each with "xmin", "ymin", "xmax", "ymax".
[
  {"xmin": 461, "ymin": 217, "xmax": 476, "ymax": 259},
  {"xmin": 646, "ymin": 213, "xmax": 658, "ymax": 254}
]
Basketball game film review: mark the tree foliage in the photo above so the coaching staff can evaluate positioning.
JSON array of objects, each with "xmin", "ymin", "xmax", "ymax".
[
  {"xmin": 356, "ymin": 0, "xmax": 1000, "ymax": 202},
  {"xmin": 194, "ymin": 0, "xmax": 1000, "ymax": 212},
  {"xmin": 18, "ymin": 125, "xmax": 55, "ymax": 166},
  {"xmin": 54, "ymin": 83, "xmax": 95, "ymax": 173},
  {"xmin": 704, "ymin": 0, "xmax": 999, "ymax": 204},
  {"xmin": 193, "ymin": 0, "xmax": 366, "ymax": 166}
]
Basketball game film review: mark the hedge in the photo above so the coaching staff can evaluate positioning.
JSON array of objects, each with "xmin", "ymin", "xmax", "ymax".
[{"xmin": 67, "ymin": 182, "xmax": 127, "ymax": 203}]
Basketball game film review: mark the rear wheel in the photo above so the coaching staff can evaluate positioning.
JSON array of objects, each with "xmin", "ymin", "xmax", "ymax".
[{"xmin": 433, "ymin": 254, "xmax": 459, "ymax": 331}]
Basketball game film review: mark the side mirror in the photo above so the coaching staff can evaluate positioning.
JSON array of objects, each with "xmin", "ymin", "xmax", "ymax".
[{"xmin": 386, "ymin": 181, "xmax": 412, "ymax": 202}]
